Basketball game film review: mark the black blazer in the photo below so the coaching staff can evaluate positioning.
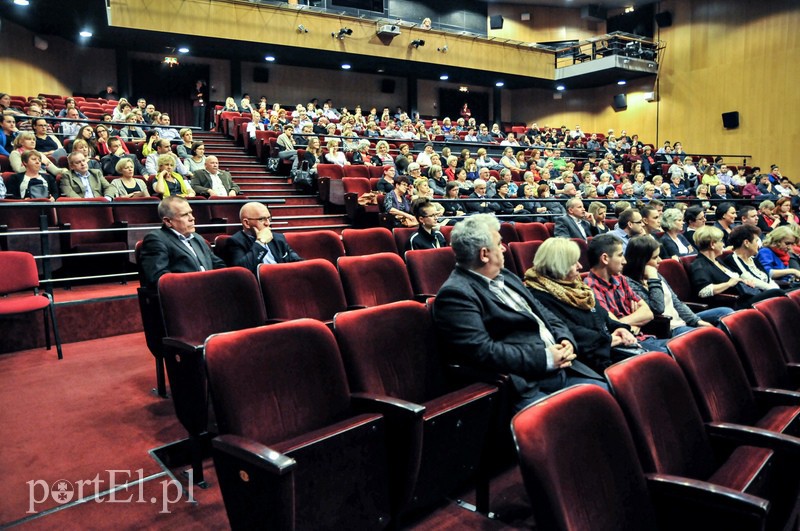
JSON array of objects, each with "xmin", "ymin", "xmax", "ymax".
[
  {"xmin": 659, "ymin": 232, "xmax": 695, "ymax": 259},
  {"xmin": 226, "ymin": 229, "xmax": 303, "ymax": 274},
  {"xmin": 139, "ymin": 226, "xmax": 226, "ymax": 289},
  {"xmin": 464, "ymin": 192, "xmax": 499, "ymax": 214},
  {"xmin": 5, "ymin": 172, "xmax": 59, "ymax": 199},
  {"xmin": 432, "ymin": 266, "xmax": 600, "ymax": 397},
  {"xmin": 554, "ymin": 215, "xmax": 592, "ymax": 240}
]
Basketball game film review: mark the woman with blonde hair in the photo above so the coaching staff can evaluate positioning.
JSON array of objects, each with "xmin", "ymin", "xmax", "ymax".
[
  {"xmin": 758, "ymin": 225, "xmax": 800, "ymax": 282},
  {"xmin": 324, "ymin": 139, "xmax": 349, "ymax": 167},
  {"xmin": 153, "ymin": 154, "xmax": 194, "ymax": 197},
  {"xmin": 176, "ymin": 128, "xmax": 194, "ymax": 159},
  {"xmin": 10, "ymin": 132, "xmax": 66, "ymax": 177},
  {"xmin": 371, "ymin": 140, "xmax": 394, "ymax": 167},
  {"xmin": 110, "ymin": 158, "xmax": 148, "ymax": 198}
]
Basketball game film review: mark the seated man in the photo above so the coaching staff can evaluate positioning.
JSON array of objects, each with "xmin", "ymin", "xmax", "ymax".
[
  {"xmin": 0, "ymin": 111, "xmax": 18, "ymax": 156},
  {"xmin": 585, "ymin": 234, "xmax": 668, "ymax": 352},
  {"xmin": 554, "ymin": 197, "xmax": 596, "ymax": 240},
  {"xmin": 464, "ymin": 179, "xmax": 499, "ymax": 214},
  {"xmin": 59, "ymin": 152, "xmax": 116, "ymax": 199},
  {"xmin": 607, "ymin": 207, "xmax": 645, "ymax": 252},
  {"xmin": 432, "ymin": 214, "xmax": 606, "ymax": 412},
  {"xmin": 100, "ymin": 137, "xmax": 148, "ymax": 177},
  {"xmin": 59, "ymin": 108, "xmax": 85, "ymax": 140},
  {"xmin": 191, "ymin": 156, "xmax": 240, "ymax": 197},
  {"xmin": 154, "ymin": 113, "xmax": 180, "ymax": 141},
  {"xmin": 225, "ymin": 202, "xmax": 302, "ymax": 274},
  {"xmin": 408, "ymin": 198, "xmax": 447, "ymax": 250},
  {"xmin": 139, "ymin": 196, "xmax": 226, "ymax": 289},
  {"xmin": 145, "ymin": 139, "xmax": 191, "ymax": 178}
]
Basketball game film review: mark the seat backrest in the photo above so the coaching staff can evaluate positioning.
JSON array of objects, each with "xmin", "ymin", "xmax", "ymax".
[
  {"xmin": 316, "ymin": 164, "xmax": 344, "ymax": 180},
  {"xmin": 213, "ymin": 234, "xmax": 233, "ymax": 263},
  {"xmin": 753, "ymin": 297, "xmax": 800, "ymax": 364},
  {"xmin": 605, "ymin": 353, "xmax": 716, "ymax": 479},
  {"xmin": 571, "ymin": 238, "xmax": 590, "ymax": 271},
  {"xmin": 667, "ymin": 327, "xmax": 759, "ymax": 426},
  {"xmin": 55, "ymin": 198, "xmax": 117, "ymax": 244},
  {"xmin": 0, "ymin": 251, "xmax": 39, "ymax": 294},
  {"xmin": 498, "ymin": 222, "xmax": 519, "ymax": 244},
  {"xmin": 511, "ymin": 385, "xmax": 656, "ymax": 531},
  {"xmin": 367, "ymin": 165, "xmax": 385, "ymax": 179},
  {"xmin": 788, "ymin": 289, "xmax": 800, "ymax": 311},
  {"xmin": 284, "ymin": 230, "xmax": 345, "ymax": 266},
  {"xmin": 259, "ymin": 259, "xmax": 347, "ymax": 321},
  {"xmin": 343, "ymin": 165, "xmax": 370, "ymax": 178},
  {"xmin": 158, "ymin": 267, "xmax": 266, "ymax": 345},
  {"xmin": 341, "ymin": 227, "xmax": 397, "ymax": 256},
  {"xmin": 658, "ymin": 258, "xmax": 693, "ymax": 302},
  {"xmin": 205, "ymin": 319, "xmax": 353, "ymax": 445},
  {"xmin": 338, "ymin": 252, "xmax": 414, "ymax": 307},
  {"xmin": 209, "ymin": 201, "xmax": 247, "ymax": 234},
  {"xmin": 720, "ymin": 309, "xmax": 792, "ymax": 390},
  {"xmin": 342, "ymin": 177, "xmax": 371, "ymax": 195},
  {"xmin": 111, "ymin": 197, "xmax": 160, "ymax": 225},
  {"xmin": 392, "ymin": 227, "xmax": 417, "ymax": 254},
  {"xmin": 405, "ymin": 247, "xmax": 456, "ymax": 297},
  {"xmin": 0, "ymin": 199, "xmax": 56, "ymax": 229},
  {"xmin": 509, "ymin": 240, "xmax": 544, "ymax": 276},
  {"xmin": 514, "ymin": 222, "xmax": 550, "ymax": 242},
  {"xmin": 335, "ymin": 300, "xmax": 441, "ymax": 404}
]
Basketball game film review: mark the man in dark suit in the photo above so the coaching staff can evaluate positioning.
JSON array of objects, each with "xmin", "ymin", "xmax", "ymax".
[
  {"xmin": 225, "ymin": 201, "xmax": 302, "ymax": 274},
  {"xmin": 139, "ymin": 196, "xmax": 226, "ymax": 288},
  {"xmin": 60, "ymin": 151, "xmax": 116, "ymax": 199},
  {"xmin": 554, "ymin": 197, "xmax": 595, "ymax": 240},
  {"xmin": 432, "ymin": 214, "xmax": 606, "ymax": 412},
  {"xmin": 191, "ymin": 156, "xmax": 240, "ymax": 197},
  {"xmin": 464, "ymin": 179, "xmax": 499, "ymax": 214}
]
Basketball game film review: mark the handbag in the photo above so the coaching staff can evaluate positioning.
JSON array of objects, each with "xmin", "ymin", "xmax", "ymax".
[
  {"xmin": 27, "ymin": 181, "xmax": 50, "ymax": 199},
  {"xmin": 291, "ymin": 161, "xmax": 315, "ymax": 193},
  {"xmin": 266, "ymin": 157, "xmax": 280, "ymax": 172}
]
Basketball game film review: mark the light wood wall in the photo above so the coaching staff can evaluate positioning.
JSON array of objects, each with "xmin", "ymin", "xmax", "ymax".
[{"xmin": 487, "ymin": 4, "xmax": 606, "ymax": 43}]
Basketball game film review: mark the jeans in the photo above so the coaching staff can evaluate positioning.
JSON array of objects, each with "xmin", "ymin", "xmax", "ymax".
[
  {"xmin": 514, "ymin": 373, "xmax": 609, "ymax": 413},
  {"xmin": 671, "ymin": 306, "xmax": 735, "ymax": 337}
]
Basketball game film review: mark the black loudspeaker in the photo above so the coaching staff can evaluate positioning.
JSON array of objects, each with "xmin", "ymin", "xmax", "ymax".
[
  {"xmin": 613, "ymin": 94, "xmax": 627, "ymax": 110},
  {"xmin": 380, "ymin": 79, "xmax": 395, "ymax": 94},
  {"xmin": 722, "ymin": 111, "xmax": 740, "ymax": 129},
  {"xmin": 253, "ymin": 67, "xmax": 270, "ymax": 83},
  {"xmin": 489, "ymin": 15, "xmax": 504, "ymax": 30},
  {"xmin": 655, "ymin": 11, "xmax": 673, "ymax": 28}
]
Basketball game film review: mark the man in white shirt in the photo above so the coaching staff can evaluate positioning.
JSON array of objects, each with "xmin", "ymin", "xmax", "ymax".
[
  {"xmin": 155, "ymin": 114, "xmax": 180, "ymax": 141},
  {"xmin": 191, "ymin": 156, "xmax": 240, "ymax": 197},
  {"xmin": 146, "ymin": 139, "xmax": 191, "ymax": 178}
]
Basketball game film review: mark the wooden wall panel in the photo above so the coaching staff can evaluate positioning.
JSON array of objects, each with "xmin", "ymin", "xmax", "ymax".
[{"xmin": 487, "ymin": 5, "xmax": 605, "ymax": 43}]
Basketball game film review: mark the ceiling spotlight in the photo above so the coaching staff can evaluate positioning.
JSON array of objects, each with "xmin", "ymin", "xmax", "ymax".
[
  {"xmin": 297, "ymin": 24, "xmax": 308, "ymax": 33},
  {"xmin": 556, "ymin": 85, "xmax": 566, "ymax": 91},
  {"xmin": 178, "ymin": 47, "xmax": 190, "ymax": 54},
  {"xmin": 410, "ymin": 39, "xmax": 425, "ymax": 48},
  {"xmin": 495, "ymin": 81, "xmax": 505, "ymax": 87},
  {"xmin": 437, "ymin": 45, "xmax": 448, "ymax": 53},
  {"xmin": 341, "ymin": 64, "xmax": 351, "ymax": 70},
  {"xmin": 440, "ymin": 74, "xmax": 449, "ymax": 81},
  {"xmin": 265, "ymin": 55, "xmax": 276, "ymax": 62},
  {"xmin": 79, "ymin": 30, "xmax": 93, "ymax": 38},
  {"xmin": 459, "ymin": 86, "xmax": 469, "ymax": 93},
  {"xmin": 13, "ymin": 0, "xmax": 30, "ymax": 5},
  {"xmin": 333, "ymin": 27, "xmax": 353, "ymax": 39},
  {"xmin": 617, "ymin": 80, "xmax": 627, "ymax": 85}
]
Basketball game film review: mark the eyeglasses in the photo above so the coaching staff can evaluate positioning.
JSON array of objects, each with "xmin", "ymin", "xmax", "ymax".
[{"xmin": 246, "ymin": 216, "xmax": 272, "ymax": 223}]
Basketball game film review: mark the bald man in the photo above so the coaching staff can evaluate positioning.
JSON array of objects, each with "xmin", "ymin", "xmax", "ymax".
[
  {"xmin": 225, "ymin": 202, "xmax": 302, "ymax": 273},
  {"xmin": 191, "ymin": 156, "xmax": 240, "ymax": 197}
]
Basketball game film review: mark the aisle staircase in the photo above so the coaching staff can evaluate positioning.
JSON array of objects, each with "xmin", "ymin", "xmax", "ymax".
[{"xmin": 196, "ymin": 132, "xmax": 349, "ymax": 232}]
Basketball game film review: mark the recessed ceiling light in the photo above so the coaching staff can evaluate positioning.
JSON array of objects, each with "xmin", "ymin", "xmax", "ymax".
[
  {"xmin": 178, "ymin": 47, "xmax": 190, "ymax": 54},
  {"xmin": 341, "ymin": 64, "xmax": 351, "ymax": 70},
  {"xmin": 13, "ymin": 0, "xmax": 30, "ymax": 6},
  {"xmin": 495, "ymin": 81, "xmax": 505, "ymax": 87},
  {"xmin": 265, "ymin": 55, "xmax": 276, "ymax": 62},
  {"xmin": 79, "ymin": 30, "xmax": 93, "ymax": 38},
  {"xmin": 556, "ymin": 85, "xmax": 566, "ymax": 91},
  {"xmin": 617, "ymin": 80, "xmax": 627, "ymax": 85},
  {"xmin": 440, "ymin": 74, "xmax": 449, "ymax": 81}
]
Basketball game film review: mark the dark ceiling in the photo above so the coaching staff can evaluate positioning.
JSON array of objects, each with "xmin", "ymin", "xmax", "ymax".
[{"xmin": 0, "ymin": 0, "xmax": 655, "ymax": 91}]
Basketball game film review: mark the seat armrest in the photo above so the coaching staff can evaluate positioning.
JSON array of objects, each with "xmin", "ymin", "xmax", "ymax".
[
  {"xmin": 212, "ymin": 434, "xmax": 296, "ymax": 475},
  {"xmin": 162, "ymin": 336, "xmax": 204, "ymax": 353},
  {"xmin": 706, "ymin": 421, "xmax": 800, "ymax": 456},
  {"xmin": 264, "ymin": 318, "xmax": 289, "ymax": 325},
  {"xmin": 786, "ymin": 363, "xmax": 800, "ymax": 386},
  {"xmin": 685, "ymin": 301, "xmax": 709, "ymax": 312},
  {"xmin": 445, "ymin": 363, "xmax": 511, "ymax": 390},
  {"xmin": 753, "ymin": 387, "xmax": 800, "ymax": 409},
  {"xmin": 351, "ymin": 392, "xmax": 426, "ymax": 419},
  {"xmin": 641, "ymin": 314, "xmax": 671, "ymax": 339},
  {"xmin": 413, "ymin": 293, "xmax": 436, "ymax": 303}
]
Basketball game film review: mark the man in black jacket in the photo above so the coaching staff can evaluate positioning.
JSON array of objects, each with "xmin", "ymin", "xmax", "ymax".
[{"xmin": 225, "ymin": 202, "xmax": 303, "ymax": 274}]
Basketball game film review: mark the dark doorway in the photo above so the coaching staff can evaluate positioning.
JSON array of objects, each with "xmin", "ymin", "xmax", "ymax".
[
  {"xmin": 131, "ymin": 60, "xmax": 210, "ymax": 128},
  {"xmin": 438, "ymin": 89, "xmax": 490, "ymax": 126}
]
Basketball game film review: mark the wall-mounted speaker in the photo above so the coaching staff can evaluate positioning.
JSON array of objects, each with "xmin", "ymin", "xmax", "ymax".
[
  {"xmin": 722, "ymin": 111, "xmax": 739, "ymax": 129},
  {"xmin": 380, "ymin": 79, "xmax": 396, "ymax": 94},
  {"xmin": 613, "ymin": 94, "xmax": 627, "ymax": 110},
  {"xmin": 253, "ymin": 67, "xmax": 270, "ymax": 83},
  {"xmin": 655, "ymin": 11, "xmax": 673, "ymax": 28},
  {"xmin": 489, "ymin": 15, "xmax": 504, "ymax": 30}
]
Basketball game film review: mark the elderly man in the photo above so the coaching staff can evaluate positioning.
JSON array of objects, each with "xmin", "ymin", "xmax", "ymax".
[
  {"xmin": 554, "ymin": 197, "xmax": 596, "ymax": 240},
  {"xmin": 191, "ymin": 156, "xmax": 240, "ymax": 197},
  {"xmin": 139, "ymin": 196, "xmax": 226, "ymax": 288},
  {"xmin": 432, "ymin": 214, "xmax": 606, "ymax": 412},
  {"xmin": 224, "ymin": 202, "xmax": 302, "ymax": 274},
  {"xmin": 60, "ymin": 152, "xmax": 116, "ymax": 199}
]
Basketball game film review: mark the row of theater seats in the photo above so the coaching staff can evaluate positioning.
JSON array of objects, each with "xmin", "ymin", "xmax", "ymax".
[{"xmin": 513, "ymin": 293, "xmax": 800, "ymax": 531}]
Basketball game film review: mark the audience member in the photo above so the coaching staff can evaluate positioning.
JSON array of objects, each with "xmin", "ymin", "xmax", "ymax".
[
  {"xmin": 5, "ymin": 150, "xmax": 59, "ymax": 200},
  {"xmin": 683, "ymin": 205, "xmax": 706, "ymax": 245},
  {"xmin": 554, "ymin": 197, "xmax": 595, "ymax": 240},
  {"xmin": 225, "ymin": 202, "xmax": 302, "ymax": 273},
  {"xmin": 385, "ymin": 175, "xmax": 416, "ymax": 227},
  {"xmin": 145, "ymin": 139, "xmax": 191, "ymax": 178},
  {"xmin": 10, "ymin": 132, "xmax": 65, "ymax": 178},
  {"xmin": 659, "ymin": 207, "xmax": 696, "ymax": 259},
  {"xmin": 757, "ymin": 225, "xmax": 800, "ymax": 283},
  {"xmin": 153, "ymin": 154, "xmax": 194, "ymax": 198},
  {"xmin": 408, "ymin": 198, "xmax": 447, "ymax": 250},
  {"xmin": 607, "ymin": 207, "xmax": 645, "ymax": 252},
  {"xmin": 722, "ymin": 225, "xmax": 782, "ymax": 291},
  {"xmin": 60, "ymin": 152, "xmax": 116, "ymax": 199},
  {"xmin": 191, "ymin": 155, "xmax": 239, "ymax": 197},
  {"xmin": 109, "ymin": 158, "xmax": 148, "ymax": 198}
]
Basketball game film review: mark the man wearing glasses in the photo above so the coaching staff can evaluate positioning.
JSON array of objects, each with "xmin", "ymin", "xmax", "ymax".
[
  {"xmin": 226, "ymin": 201, "xmax": 303, "ymax": 274},
  {"xmin": 607, "ymin": 207, "xmax": 646, "ymax": 252}
]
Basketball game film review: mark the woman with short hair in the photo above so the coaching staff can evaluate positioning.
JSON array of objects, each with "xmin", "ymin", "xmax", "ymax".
[
  {"xmin": 110, "ymin": 158, "xmax": 148, "ymax": 198},
  {"xmin": 153, "ymin": 154, "xmax": 194, "ymax": 197},
  {"xmin": 722, "ymin": 224, "xmax": 782, "ymax": 291},
  {"xmin": 176, "ymin": 128, "xmax": 194, "ymax": 159},
  {"xmin": 757, "ymin": 225, "xmax": 800, "ymax": 282},
  {"xmin": 659, "ymin": 207, "xmax": 696, "ymax": 259}
]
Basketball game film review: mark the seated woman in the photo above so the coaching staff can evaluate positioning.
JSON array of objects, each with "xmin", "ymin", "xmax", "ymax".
[
  {"xmin": 624, "ymin": 235, "xmax": 732, "ymax": 337},
  {"xmin": 351, "ymin": 139, "xmax": 373, "ymax": 166},
  {"xmin": 183, "ymin": 141, "xmax": 206, "ymax": 174},
  {"xmin": 384, "ymin": 175, "xmax": 417, "ymax": 227},
  {"xmin": 95, "ymin": 124, "xmax": 128, "ymax": 157},
  {"xmin": 72, "ymin": 125, "xmax": 99, "ymax": 158},
  {"xmin": 428, "ymin": 164, "xmax": 447, "ymax": 196},
  {"xmin": 757, "ymin": 225, "xmax": 800, "ymax": 283},
  {"xmin": 713, "ymin": 201, "xmax": 737, "ymax": 246},
  {"xmin": 659, "ymin": 207, "xmax": 696, "ymax": 258},
  {"xmin": 324, "ymin": 139, "xmax": 350, "ymax": 167},
  {"xmin": 694, "ymin": 183, "xmax": 712, "ymax": 210},
  {"xmin": 444, "ymin": 155, "xmax": 459, "ymax": 181},
  {"xmin": 722, "ymin": 224, "xmax": 782, "ymax": 291},
  {"xmin": 371, "ymin": 140, "xmax": 395, "ymax": 167},
  {"xmin": 376, "ymin": 165, "xmax": 398, "ymax": 194},
  {"xmin": 9, "ymin": 133, "xmax": 66, "ymax": 178},
  {"xmin": 500, "ymin": 147, "xmax": 520, "ymax": 170},
  {"xmin": 302, "ymin": 136, "xmax": 322, "ymax": 175},
  {"xmin": 222, "ymin": 97, "xmax": 238, "ymax": 112},
  {"xmin": 176, "ymin": 128, "xmax": 195, "ymax": 159},
  {"xmin": 474, "ymin": 148, "xmax": 502, "ymax": 170},
  {"xmin": 524, "ymin": 237, "xmax": 639, "ymax": 373},
  {"xmin": 412, "ymin": 177, "xmax": 434, "ymax": 202},
  {"xmin": 588, "ymin": 201, "xmax": 610, "ymax": 234},
  {"xmin": 442, "ymin": 182, "xmax": 467, "ymax": 218},
  {"xmin": 153, "ymin": 154, "xmax": 195, "ymax": 198},
  {"xmin": 690, "ymin": 225, "xmax": 782, "ymax": 309},
  {"xmin": 6, "ymin": 150, "xmax": 59, "ymax": 200},
  {"xmin": 492, "ymin": 181, "xmax": 532, "ymax": 221},
  {"xmin": 110, "ymin": 158, "xmax": 148, "ymax": 198},
  {"xmin": 120, "ymin": 113, "xmax": 146, "ymax": 141},
  {"xmin": 775, "ymin": 196, "xmax": 799, "ymax": 226},
  {"xmin": 756, "ymin": 199, "xmax": 781, "ymax": 233}
]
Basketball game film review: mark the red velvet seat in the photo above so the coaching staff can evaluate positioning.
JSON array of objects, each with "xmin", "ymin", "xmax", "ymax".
[
  {"xmin": 788, "ymin": 289, "xmax": 800, "ymax": 311},
  {"xmin": 514, "ymin": 222, "xmax": 550, "ymax": 242},
  {"xmin": 158, "ymin": 267, "xmax": 267, "ymax": 486},
  {"xmin": 571, "ymin": 237, "xmax": 590, "ymax": 271},
  {"xmin": 334, "ymin": 301, "xmax": 497, "ymax": 517},
  {"xmin": 55, "ymin": 198, "xmax": 129, "ymax": 277},
  {"xmin": 754, "ymin": 297, "xmax": 800, "ymax": 364},
  {"xmin": 513, "ymin": 385, "xmax": 662, "ymax": 531},
  {"xmin": 283, "ymin": 229, "xmax": 345, "ymax": 266},
  {"xmin": 368, "ymin": 165, "xmax": 385, "ymax": 179},
  {"xmin": 316, "ymin": 163, "xmax": 344, "ymax": 180},
  {"xmin": 343, "ymin": 165, "xmax": 370, "ymax": 178},
  {"xmin": 341, "ymin": 227, "xmax": 397, "ymax": 256},
  {"xmin": 111, "ymin": 196, "xmax": 160, "ymax": 226},
  {"xmin": 606, "ymin": 353, "xmax": 797, "ymax": 531},
  {"xmin": 258, "ymin": 258, "xmax": 348, "ymax": 324},
  {"xmin": 392, "ymin": 227, "xmax": 417, "ymax": 254},
  {"xmin": 720, "ymin": 309, "xmax": 800, "ymax": 393},
  {"xmin": 508, "ymin": 240, "xmax": 544, "ymax": 276},
  {"xmin": 134, "ymin": 241, "xmax": 167, "ymax": 397},
  {"xmin": 657, "ymin": 258, "xmax": 709, "ymax": 312},
  {"xmin": 0, "ymin": 251, "xmax": 62, "ymax": 359},
  {"xmin": 206, "ymin": 319, "xmax": 391, "ymax": 529},
  {"xmin": 405, "ymin": 247, "xmax": 456, "ymax": 299},
  {"xmin": 208, "ymin": 200, "xmax": 245, "ymax": 235},
  {"xmin": 342, "ymin": 177, "xmax": 380, "ymax": 225},
  {"xmin": 338, "ymin": 252, "xmax": 413, "ymax": 308}
]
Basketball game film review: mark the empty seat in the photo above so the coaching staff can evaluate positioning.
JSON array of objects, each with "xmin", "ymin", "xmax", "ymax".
[
  {"xmin": 338, "ymin": 252, "xmax": 414, "ymax": 308},
  {"xmin": 342, "ymin": 227, "xmax": 397, "ymax": 256},
  {"xmin": 55, "ymin": 198, "xmax": 129, "ymax": 277},
  {"xmin": 514, "ymin": 222, "xmax": 550, "ymax": 242},
  {"xmin": 283, "ymin": 230, "xmax": 344, "ymax": 266},
  {"xmin": 334, "ymin": 301, "xmax": 497, "ymax": 516},
  {"xmin": 508, "ymin": 240, "xmax": 544, "ymax": 277},
  {"xmin": 753, "ymin": 297, "xmax": 800, "ymax": 364},
  {"xmin": 405, "ymin": 247, "xmax": 456, "ymax": 299},
  {"xmin": 206, "ymin": 319, "xmax": 391, "ymax": 529},
  {"xmin": 111, "ymin": 196, "xmax": 160, "ymax": 225},
  {"xmin": 344, "ymin": 165, "xmax": 370, "ymax": 178}
]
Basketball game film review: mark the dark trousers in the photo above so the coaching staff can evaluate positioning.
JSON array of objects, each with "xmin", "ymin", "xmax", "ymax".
[{"xmin": 193, "ymin": 105, "xmax": 205, "ymax": 129}]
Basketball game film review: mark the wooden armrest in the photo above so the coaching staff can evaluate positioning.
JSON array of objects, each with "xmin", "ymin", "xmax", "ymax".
[
  {"xmin": 753, "ymin": 387, "xmax": 800, "ymax": 408},
  {"xmin": 212, "ymin": 434, "xmax": 296, "ymax": 475}
]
